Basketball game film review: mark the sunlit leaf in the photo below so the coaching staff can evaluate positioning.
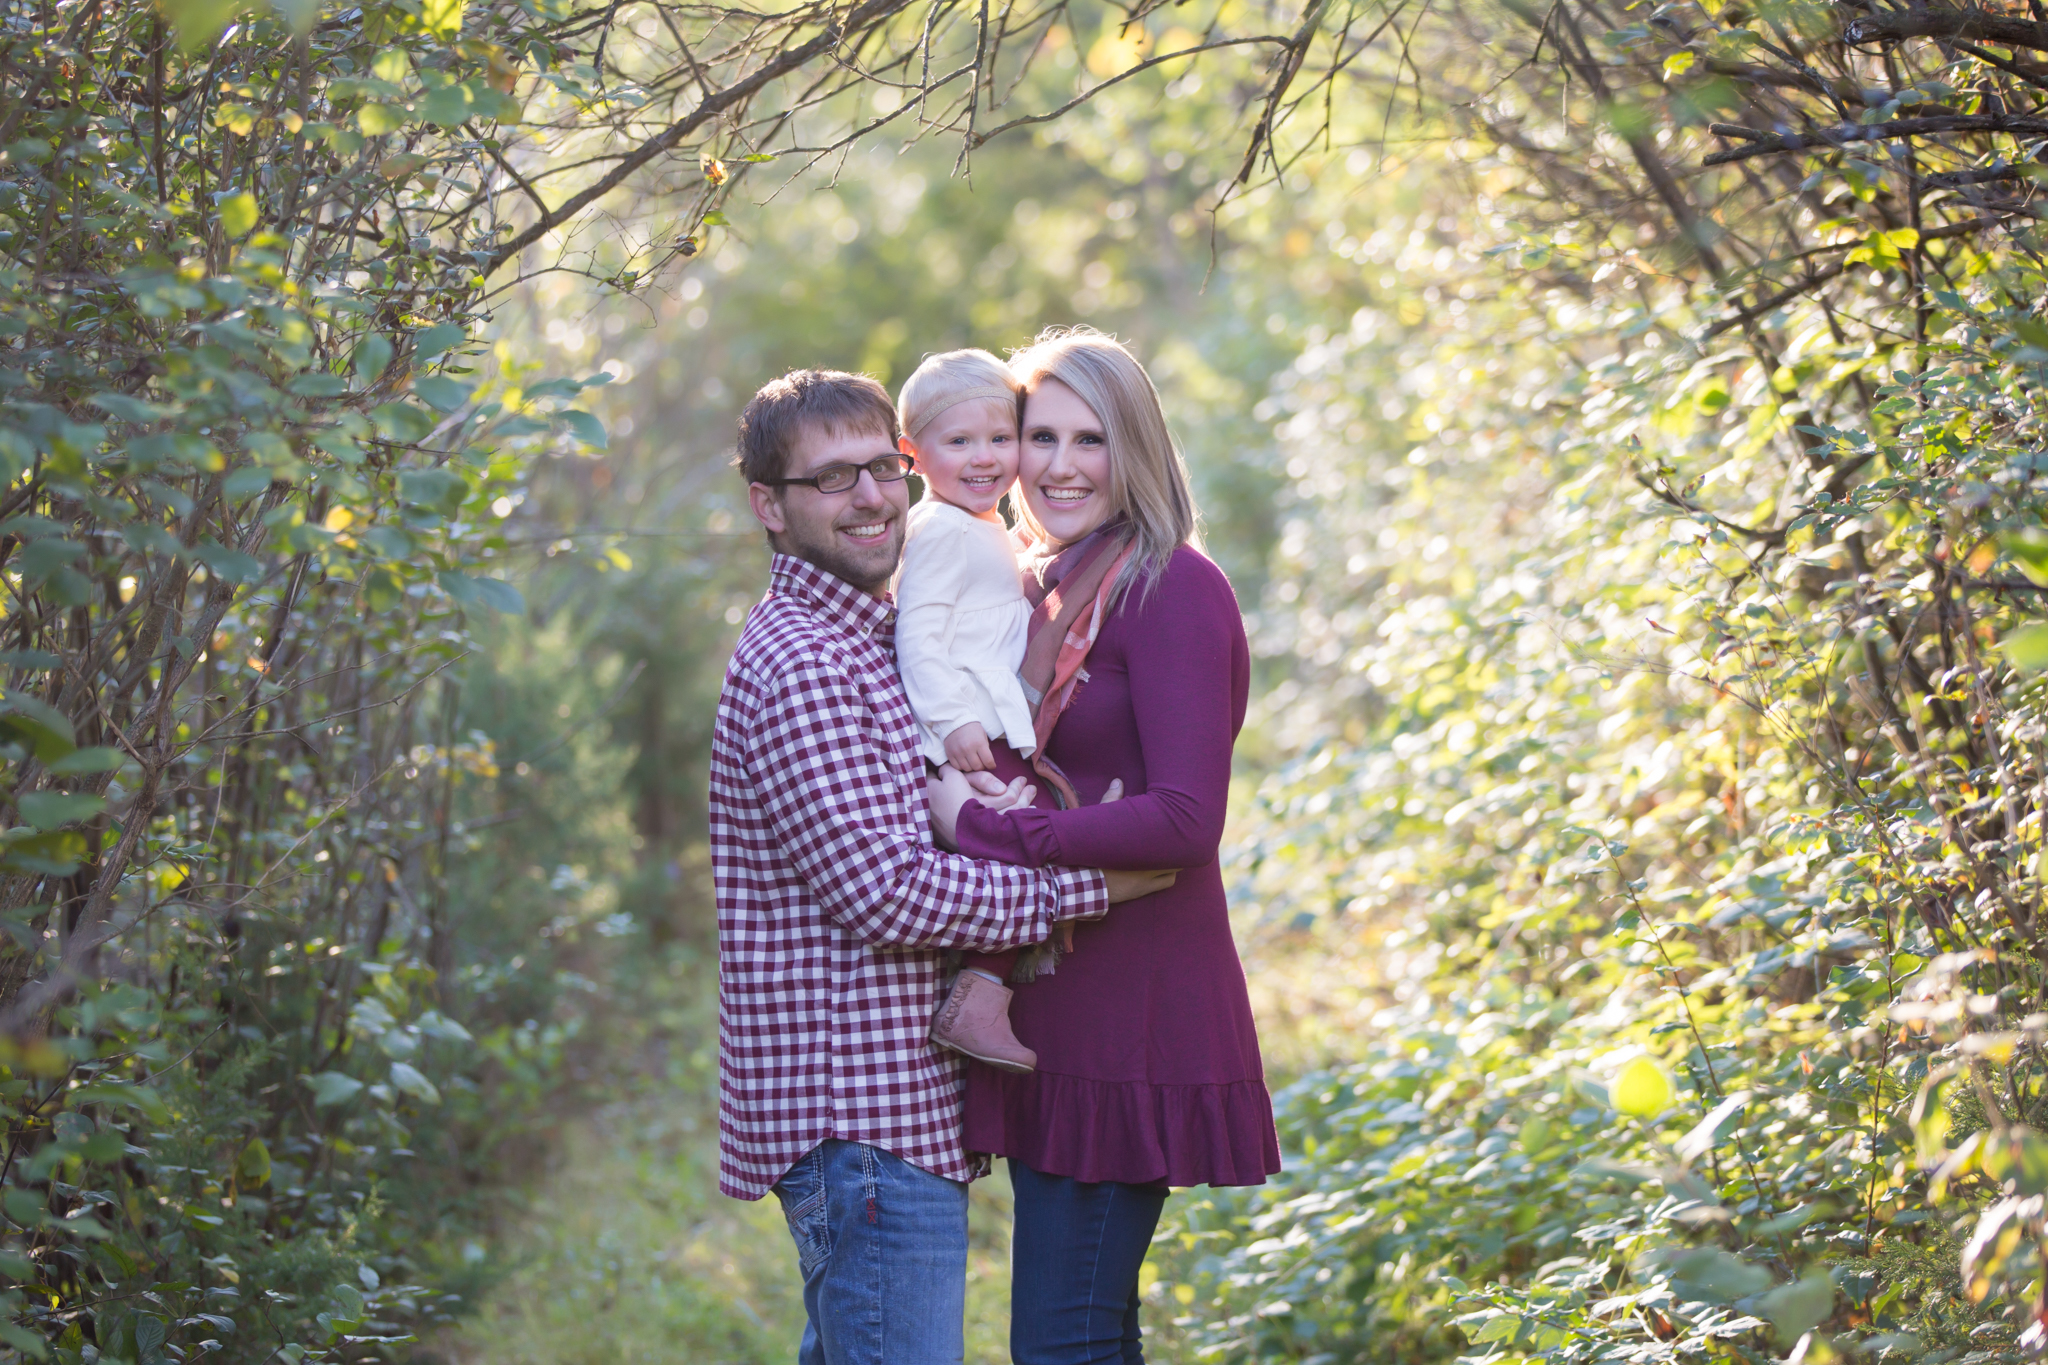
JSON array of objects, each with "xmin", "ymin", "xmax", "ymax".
[
  {"xmin": 218, "ymin": 190, "xmax": 258, "ymax": 237},
  {"xmin": 1612, "ymin": 1056, "xmax": 1675, "ymax": 1117}
]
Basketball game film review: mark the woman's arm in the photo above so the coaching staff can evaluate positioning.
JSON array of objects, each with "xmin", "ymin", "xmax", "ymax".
[{"xmin": 956, "ymin": 554, "xmax": 1245, "ymax": 870}]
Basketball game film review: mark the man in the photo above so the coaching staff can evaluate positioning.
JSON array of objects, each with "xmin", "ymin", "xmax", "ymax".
[{"xmin": 707, "ymin": 368, "xmax": 1168, "ymax": 1365}]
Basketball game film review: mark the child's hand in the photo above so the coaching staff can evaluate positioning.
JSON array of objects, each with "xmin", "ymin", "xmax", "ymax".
[
  {"xmin": 928, "ymin": 766, "xmax": 1036, "ymax": 849},
  {"xmin": 943, "ymin": 722, "xmax": 997, "ymax": 773}
]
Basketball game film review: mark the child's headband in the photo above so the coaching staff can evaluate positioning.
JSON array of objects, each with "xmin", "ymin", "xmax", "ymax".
[{"xmin": 905, "ymin": 385, "xmax": 1019, "ymax": 439}]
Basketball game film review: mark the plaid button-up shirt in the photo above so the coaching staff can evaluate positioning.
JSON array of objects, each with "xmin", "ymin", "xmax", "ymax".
[{"xmin": 710, "ymin": 553, "xmax": 1109, "ymax": 1200}]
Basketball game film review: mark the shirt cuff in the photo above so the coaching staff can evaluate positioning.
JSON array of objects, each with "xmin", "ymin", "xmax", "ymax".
[{"xmin": 1050, "ymin": 866, "xmax": 1109, "ymax": 923}]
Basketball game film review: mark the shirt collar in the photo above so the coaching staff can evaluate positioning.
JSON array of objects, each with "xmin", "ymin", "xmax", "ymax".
[{"xmin": 769, "ymin": 553, "xmax": 897, "ymax": 637}]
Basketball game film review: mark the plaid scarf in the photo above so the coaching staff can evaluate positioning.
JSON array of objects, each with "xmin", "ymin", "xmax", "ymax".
[{"xmin": 1016, "ymin": 520, "xmax": 1135, "ymax": 811}]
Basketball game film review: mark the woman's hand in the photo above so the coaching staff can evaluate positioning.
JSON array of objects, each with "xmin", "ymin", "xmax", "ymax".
[
  {"xmin": 1103, "ymin": 868, "xmax": 1177, "ymax": 902},
  {"xmin": 928, "ymin": 764, "xmax": 1036, "ymax": 850},
  {"xmin": 943, "ymin": 722, "xmax": 997, "ymax": 773},
  {"xmin": 1090, "ymin": 779, "xmax": 1177, "ymax": 900}
]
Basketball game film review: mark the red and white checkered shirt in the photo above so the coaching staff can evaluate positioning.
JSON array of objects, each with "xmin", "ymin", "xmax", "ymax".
[{"xmin": 710, "ymin": 554, "xmax": 1108, "ymax": 1200}]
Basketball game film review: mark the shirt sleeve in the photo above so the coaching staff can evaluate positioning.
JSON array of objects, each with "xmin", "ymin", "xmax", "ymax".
[
  {"xmin": 955, "ymin": 559, "xmax": 1240, "ymax": 872},
  {"xmin": 746, "ymin": 655, "xmax": 1107, "ymax": 950},
  {"xmin": 894, "ymin": 516, "xmax": 986, "ymax": 748}
]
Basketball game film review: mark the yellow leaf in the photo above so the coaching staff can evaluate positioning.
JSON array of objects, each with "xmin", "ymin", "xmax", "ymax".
[
  {"xmin": 218, "ymin": 190, "xmax": 257, "ymax": 238},
  {"xmin": 423, "ymin": 0, "xmax": 465, "ymax": 38},
  {"xmin": 324, "ymin": 507, "xmax": 355, "ymax": 533},
  {"xmin": 161, "ymin": 0, "xmax": 240, "ymax": 54},
  {"xmin": 1613, "ymin": 1057, "xmax": 1676, "ymax": 1118},
  {"xmin": 1086, "ymin": 25, "xmax": 1151, "ymax": 77},
  {"xmin": 1663, "ymin": 51, "xmax": 1696, "ymax": 76}
]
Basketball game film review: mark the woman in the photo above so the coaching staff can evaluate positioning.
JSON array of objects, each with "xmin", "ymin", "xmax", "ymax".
[{"xmin": 934, "ymin": 327, "xmax": 1280, "ymax": 1363}]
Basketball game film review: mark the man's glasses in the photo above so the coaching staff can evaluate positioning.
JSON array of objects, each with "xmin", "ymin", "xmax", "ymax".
[{"xmin": 764, "ymin": 453, "xmax": 916, "ymax": 494}]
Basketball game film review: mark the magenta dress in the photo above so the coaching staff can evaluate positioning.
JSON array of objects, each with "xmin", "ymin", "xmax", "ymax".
[{"xmin": 954, "ymin": 545, "xmax": 1281, "ymax": 1187}]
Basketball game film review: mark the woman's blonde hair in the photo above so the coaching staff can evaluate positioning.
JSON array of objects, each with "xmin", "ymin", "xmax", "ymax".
[
  {"xmin": 1009, "ymin": 326, "xmax": 1202, "ymax": 607},
  {"xmin": 896, "ymin": 348, "xmax": 1020, "ymax": 443}
]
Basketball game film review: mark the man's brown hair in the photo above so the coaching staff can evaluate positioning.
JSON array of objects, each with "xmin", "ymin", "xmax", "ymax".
[{"xmin": 735, "ymin": 369, "xmax": 899, "ymax": 485}]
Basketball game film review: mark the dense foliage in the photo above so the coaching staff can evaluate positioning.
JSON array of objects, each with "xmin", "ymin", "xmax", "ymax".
[
  {"xmin": 1132, "ymin": 1, "xmax": 2048, "ymax": 1360},
  {"xmin": 11, "ymin": 0, "xmax": 2048, "ymax": 1358}
]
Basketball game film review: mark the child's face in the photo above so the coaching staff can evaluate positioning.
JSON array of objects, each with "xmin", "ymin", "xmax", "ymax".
[{"xmin": 903, "ymin": 397, "xmax": 1019, "ymax": 518}]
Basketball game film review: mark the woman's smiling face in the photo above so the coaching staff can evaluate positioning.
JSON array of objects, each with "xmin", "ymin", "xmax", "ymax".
[{"xmin": 1019, "ymin": 377, "xmax": 1113, "ymax": 545}]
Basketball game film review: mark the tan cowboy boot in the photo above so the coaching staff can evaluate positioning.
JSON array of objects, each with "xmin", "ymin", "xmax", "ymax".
[{"xmin": 929, "ymin": 972, "xmax": 1036, "ymax": 1074}]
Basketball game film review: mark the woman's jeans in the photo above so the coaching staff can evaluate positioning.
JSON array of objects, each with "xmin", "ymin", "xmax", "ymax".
[
  {"xmin": 1008, "ymin": 1158, "xmax": 1170, "ymax": 1364},
  {"xmin": 771, "ymin": 1139, "xmax": 969, "ymax": 1365}
]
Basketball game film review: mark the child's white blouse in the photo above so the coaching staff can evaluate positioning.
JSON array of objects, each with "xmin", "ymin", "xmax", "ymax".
[{"xmin": 894, "ymin": 498, "xmax": 1038, "ymax": 765}]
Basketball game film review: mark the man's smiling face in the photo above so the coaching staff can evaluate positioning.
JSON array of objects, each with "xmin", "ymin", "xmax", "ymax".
[{"xmin": 747, "ymin": 421, "xmax": 909, "ymax": 595}]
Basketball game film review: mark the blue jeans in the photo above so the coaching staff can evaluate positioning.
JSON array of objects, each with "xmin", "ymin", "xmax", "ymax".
[
  {"xmin": 1008, "ymin": 1159, "xmax": 1170, "ymax": 1364},
  {"xmin": 770, "ymin": 1140, "xmax": 969, "ymax": 1365}
]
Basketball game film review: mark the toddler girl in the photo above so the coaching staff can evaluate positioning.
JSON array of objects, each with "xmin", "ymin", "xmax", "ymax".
[{"xmin": 894, "ymin": 349, "xmax": 1048, "ymax": 1074}]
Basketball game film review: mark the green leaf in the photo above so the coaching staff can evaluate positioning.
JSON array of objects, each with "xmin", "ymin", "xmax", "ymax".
[
  {"xmin": 236, "ymin": 1137, "xmax": 271, "ymax": 1186},
  {"xmin": 223, "ymin": 465, "xmax": 277, "ymax": 498},
  {"xmin": 558, "ymin": 409, "xmax": 608, "ymax": 449},
  {"xmin": 415, "ymin": 1009, "xmax": 473, "ymax": 1041},
  {"xmin": 362, "ymin": 567, "xmax": 405, "ymax": 612},
  {"xmin": 1979, "ymin": 1124, "xmax": 2048, "ymax": 1195},
  {"xmin": 218, "ymin": 190, "xmax": 258, "ymax": 238},
  {"xmin": 400, "ymin": 468, "xmax": 468, "ymax": 514},
  {"xmin": 17, "ymin": 791, "xmax": 107, "ymax": 830},
  {"xmin": 354, "ymin": 334, "xmax": 394, "ymax": 383},
  {"xmin": 0, "ymin": 694, "xmax": 76, "ymax": 761},
  {"xmin": 307, "ymin": 1071, "xmax": 364, "ymax": 1107},
  {"xmin": 48, "ymin": 747, "xmax": 123, "ymax": 776},
  {"xmin": 412, "ymin": 375, "xmax": 474, "ymax": 412},
  {"xmin": 0, "ymin": 1319, "xmax": 49, "ymax": 1359},
  {"xmin": 358, "ymin": 104, "xmax": 407, "ymax": 135},
  {"xmin": 163, "ymin": 0, "xmax": 240, "ymax": 52},
  {"xmin": 2001, "ymin": 622, "xmax": 2048, "ymax": 671},
  {"xmin": 133, "ymin": 1312, "xmax": 166, "ymax": 1361},
  {"xmin": 190, "ymin": 539, "xmax": 264, "ymax": 585},
  {"xmin": 388, "ymin": 1062, "xmax": 440, "ymax": 1103},
  {"xmin": 1758, "ymin": 1271, "xmax": 1834, "ymax": 1345},
  {"xmin": 89, "ymin": 392, "xmax": 176, "ymax": 423},
  {"xmin": 69, "ymin": 1078, "xmax": 171, "ymax": 1123},
  {"xmin": 15, "ymin": 538, "xmax": 86, "ymax": 588},
  {"xmin": 437, "ymin": 571, "xmax": 523, "ymax": 614},
  {"xmin": 372, "ymin": 401, "xmax": 437, "ymax": 444},
  {"xmin": 289, "ymin": 372, "xmax": 351, "ymax": 398},
  {"xmin": 2002, "ymin": 527, "xmax": 2048, "ymax": 586},
  {"xmin": 415, "ymin": 323, "xmax": 466, "ymax": 360},
  {"xmin": 0, "ymin": 829, "xmax": 85, "ymax": 876},
  {"xmin": 1665, "ymin": 1247, "xmax": 1772, "ymax": 1302},
  {"xmin": 420, "ymin": 85, "xmax": 471, "ymax": 128}
]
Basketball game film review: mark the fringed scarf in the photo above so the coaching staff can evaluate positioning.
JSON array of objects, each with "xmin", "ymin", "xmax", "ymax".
[{"xmin": 1009, "ymin": 521, "xmax": 1135, "ymax": 978}]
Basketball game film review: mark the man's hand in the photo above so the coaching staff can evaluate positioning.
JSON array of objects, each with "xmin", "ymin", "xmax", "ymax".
[
  {"xmin": 943, "ymin": 722, "xmax": 997, "ymax": 773},
  {"xmin": 927, "ymin": 765, "xmax": 1036, "ymax": 850},
  {"xmin": 1103, "ymin": 869, "xmax": 1177, "ymax": 902}
]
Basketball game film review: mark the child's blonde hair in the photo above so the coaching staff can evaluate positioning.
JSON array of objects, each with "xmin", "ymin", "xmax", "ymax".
[{"xmin": 896, "ymin": 349, "xmax": 1021, "ymax": 443}]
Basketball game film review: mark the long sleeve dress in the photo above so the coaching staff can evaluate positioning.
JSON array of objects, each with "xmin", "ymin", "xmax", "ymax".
[
  {"xmin": 893, "ymin": 498, "xmax": 1039, "ymax": 765},
  {"xmin": 953, "ymin": 545, "xmax": 1281, "ymax": 1188}
]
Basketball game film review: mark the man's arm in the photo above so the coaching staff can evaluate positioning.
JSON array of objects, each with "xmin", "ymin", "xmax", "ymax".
[{"xmin": 746, "ymin": 657, "xmax": 1106, "ymax": 951}]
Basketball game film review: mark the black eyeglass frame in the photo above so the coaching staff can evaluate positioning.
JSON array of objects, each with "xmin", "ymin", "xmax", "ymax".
[{"xmin": 762, "ymin": 453, "xmax": 917, "ymax": 494}]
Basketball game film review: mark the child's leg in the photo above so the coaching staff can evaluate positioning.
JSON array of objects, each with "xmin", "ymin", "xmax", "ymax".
[
  {"xmin": 961, "ymin": 949, "xmax": 1018, "ymax": 982},
  {"xmin": 931, "ymin": 740, "xmax": 1045, "ymax": 1073}
]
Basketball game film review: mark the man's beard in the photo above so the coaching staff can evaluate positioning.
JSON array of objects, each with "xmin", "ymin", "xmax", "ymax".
[{"xmin": 777, "ymin": 516, "xmax": 904, "ymax": 594}]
